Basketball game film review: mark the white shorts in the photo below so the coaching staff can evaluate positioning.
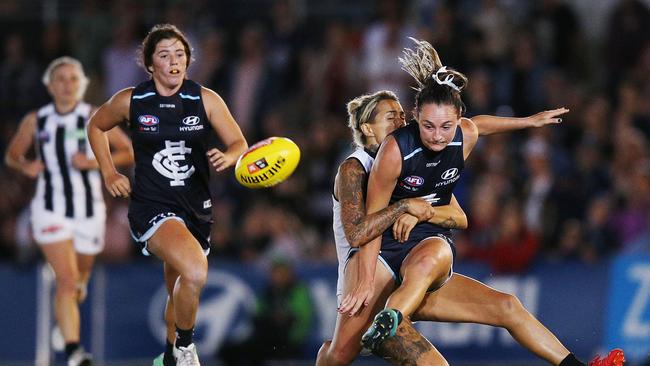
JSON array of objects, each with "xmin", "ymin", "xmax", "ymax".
[{"xmin": 30, "ymin": 204, "xmax": 106, "ymax": 255}]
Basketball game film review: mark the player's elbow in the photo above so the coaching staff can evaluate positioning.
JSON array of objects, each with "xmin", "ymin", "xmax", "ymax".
[
  {"xmin": 456, "ymin": 212, "xmax": 468, "ymax": 229},
  {"xmin": 346, "ymin": 234, "xmax": 363, "ymax": 248}
]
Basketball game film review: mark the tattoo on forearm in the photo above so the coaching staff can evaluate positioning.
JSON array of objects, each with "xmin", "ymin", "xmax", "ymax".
[
  {"xmin": 438, "ymin": 216, "xmax": 459, "ymax": 229},
  {"xmin": 375, "ymin": 319, "xmax": 435, "ymax": 365},
  {"xmin": 339, "ymin": 160, "xmax": 407, "ymax": 246}
]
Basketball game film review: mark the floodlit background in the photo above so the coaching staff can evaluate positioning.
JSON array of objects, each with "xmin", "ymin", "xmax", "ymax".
[{"xmin": 0, "ymin": 0, "xmax": 649, "ymax": 365}]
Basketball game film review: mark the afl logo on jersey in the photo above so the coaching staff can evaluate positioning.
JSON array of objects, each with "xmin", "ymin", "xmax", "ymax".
[
  {"xmin": 138, "ymin": 115, "xmax": 159, "ymax": 133},
  {"xmin": 180, "ymin": 116, "xmax": 204, "ymax": 132},
  {"xmin": 441, "ymin": 168, "xmax": 458, "ymax": 180},
  {"xmin": 404, "ymin": 175, "xmax": 424, "ymax": 187}
]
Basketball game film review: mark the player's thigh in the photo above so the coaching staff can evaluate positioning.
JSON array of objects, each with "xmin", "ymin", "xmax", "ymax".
[
  {"xmin": 40, "ymin": 240, "xmax": 79, "ymax": 286},
  {"xmin": 400, "ymin": 236, "xmax": 453, "ymax": 288},
  {"xmin": 147, "ymin": 219, "xmax": 207, "ymax": 277},
  {"xmin": 75, "ymin": 253, "xmax": 96, "ymax": 283},
  {"xmin": 330, "ymin": 255, "xmax": 395, "ymax": 354},
  {"xmin": 413, "ymin": 273, "xmax": 516, "ymax": 325}
]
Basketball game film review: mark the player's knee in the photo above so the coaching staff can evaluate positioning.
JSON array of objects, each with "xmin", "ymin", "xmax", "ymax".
[
  {"xmin": 316, "ymin": 341, "xmax": 331, "ymax": 365},
  {"xmin": 184, "ymin": 265, "xmax": 207, "ymax": 289},
  {"xmin": 328, "ymin": 343, "xmax": 358, "ymax": 365},
  {"xmin": 407, "ymin": 255, "xmax": 448, "ymax": 282},
  {"xmin": 180, "ymin": 257, "xmax": 208, "ymax": 289},
  {"xmin": 495, "ymin": 292, "xmax": 525, "ymax": 326},
  {"xmin": 55, "ymin": 273, "xmax": 79, "ymax": 297}
]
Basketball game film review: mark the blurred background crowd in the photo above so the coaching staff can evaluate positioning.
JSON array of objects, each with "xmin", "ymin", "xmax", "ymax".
[{"xmin": 1, "ymin": 0, "xmax": 649, "ymax": 295}]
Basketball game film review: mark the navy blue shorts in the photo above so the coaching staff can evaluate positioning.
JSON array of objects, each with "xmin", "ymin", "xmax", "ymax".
[
  {"xmin": 128, "ymin": 200, "xmax": 212, "ymax": 256},
  {"xmin": 379, "ymin": 223, "xmax": 455, "ymax": 284}
]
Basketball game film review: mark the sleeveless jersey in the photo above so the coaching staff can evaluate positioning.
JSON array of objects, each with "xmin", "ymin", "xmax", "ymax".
[
  {"xmin": 382, "ymin": 122, "xmax": 464, "ymax": 239},
  {"xmin": 332, "ymin": 148, "xmax": 374, "ymax": 299},
  {"xmin": 390, "ymin": 122, "xmax": 464, "ymax": 206},
  {"xmin": 33, "ymin": 102, "xmax": 104, "ymax": 218},
  {"xmin": 129, "ymin": 79, "xmax": 213, "ymax": 223}
]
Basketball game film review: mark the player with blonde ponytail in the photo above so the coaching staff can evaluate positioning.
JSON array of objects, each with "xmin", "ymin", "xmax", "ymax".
[{"xmin": 336, "ymin": 38, "xmax": 622, "ymax": 366}]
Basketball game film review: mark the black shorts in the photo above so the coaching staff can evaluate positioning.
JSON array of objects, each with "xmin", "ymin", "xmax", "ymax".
[
  {"xmin": 379, "ymin": 223, "xmax": 456, "ymax": 285},
  {"xmin": 128, "ymin": 200, "xmax": 212, "ymax": 256}
]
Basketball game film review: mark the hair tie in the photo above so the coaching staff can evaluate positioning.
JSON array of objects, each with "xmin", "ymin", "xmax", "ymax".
[{"xmin": 431, "ymin": 66, "xmax": 460, "ymax": 92}]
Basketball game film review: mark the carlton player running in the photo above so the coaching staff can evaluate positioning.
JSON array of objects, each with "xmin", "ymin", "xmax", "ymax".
[{"xmin": 87, "ymin": 24, "xmax": 247, "ymax": 366}]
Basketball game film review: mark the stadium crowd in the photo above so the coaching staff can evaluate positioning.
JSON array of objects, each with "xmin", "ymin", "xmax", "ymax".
[{"xmin": 0, "ymin": 0, "xmax": 649, "ymax": 276}]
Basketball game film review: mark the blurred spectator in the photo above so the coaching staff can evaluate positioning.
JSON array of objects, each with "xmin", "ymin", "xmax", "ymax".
[
  {"xmin": 361, "ymin": 0, "xmax": 414, "ymax": 101},
  {"xmin": 533, "ymin": 0, "xmax": 584, "ymax": 75},
  {"xmin": 267, "ymin": 0, "xmax": 308, "ymax": 95},
  {"xmin": 604, "ymin": 0, "xmax": 650, "ymax": 93},
  {"xmin": 470, "ymin": 0, "xmax": 513, "ymax": 64},
  {"xmin": 250, "ymin": 258, "xmax": 313, "ymax": 363},
  {"xmin": 0, "ymin": 33, "xmax": 45, "ymax": 123},
  {"xmin": 466, "ymin": 199, "xmax": 540, "ymax": 273},
  {"xmin": 68, "ymin": 0, "xmax": 112, "ymax": 77},
  {"xmin": 102, "ymin": 17, "xmax": 146, "ymax": 98},
  {"xmin": 495, "ymin": 30, "xmax": 548, "ymax": 116},
  {"xmin": 227, "ymin": 23, "xmax": 276, "ymax": 141},
  {"xmin": 583, "ymin": 194, "xmax": 618, "ymax": 258},
  {"xmin": 190, "ymin": 29, "xmax": 230, "ymax": 94},
  {"xmin": 304, "ymin": 22, "xmax": 361, "ymax": 116},
  {"xmin": 521, "ymin": 135, "xmax": 554, "ymax": 236}
]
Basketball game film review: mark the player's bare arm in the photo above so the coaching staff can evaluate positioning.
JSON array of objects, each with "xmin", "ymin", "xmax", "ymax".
[
  {"xmin": 338, "ymin": 159, "xmax": 431, "ymax": 248},
  {"xmin": 5, "ymin": 111, "xmax": 44, "ymax": 178},
  {"xmin": 87, "ymin": 88, "xmax": 133, "ymax": 198},
  {"xmin": 470, "ymin": 107, "xmax": 568, "ymax": 135},
  {"xmin": 201, "ymin": 87, "xmax": 247, "ymax": 171}
]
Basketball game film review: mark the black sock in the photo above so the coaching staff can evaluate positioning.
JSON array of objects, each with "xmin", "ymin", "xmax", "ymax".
[
  {"xmin": 65, "ymin": 342, "xmax": 80, "ymax": 358},
  {"xmin": 175, "ymin": 325, "xmax": 194, "ymax": 348},
  {"xmin": 163, "ymin": 340, "xmax": 175, "ymax": 365},
  {"xmin": 559, "ymin": 353, "xmax": 586, "ymax": 366}
]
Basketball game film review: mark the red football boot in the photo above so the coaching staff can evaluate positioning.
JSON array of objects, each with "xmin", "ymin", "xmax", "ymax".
[{"xmin": 588, "ymin": 348, "xmax": 625, "ymax": 366}]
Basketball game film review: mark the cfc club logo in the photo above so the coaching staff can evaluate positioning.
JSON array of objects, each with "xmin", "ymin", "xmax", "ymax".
[
  {"xmin": 152, "ymin": 140, "xmax": 195, "ymax": 186},
  {"xmin": 441, "ymin": 168, "xmax": 459, "ymax": 180},
  {"xmin": 138, "ymin": 115, "xmax": 159, "ymax": 133}
]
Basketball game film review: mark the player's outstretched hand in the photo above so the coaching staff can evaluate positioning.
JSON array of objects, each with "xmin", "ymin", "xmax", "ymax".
[{"xmin": 529, "ymin": 107, "xmax": 569, "ymax": 127}]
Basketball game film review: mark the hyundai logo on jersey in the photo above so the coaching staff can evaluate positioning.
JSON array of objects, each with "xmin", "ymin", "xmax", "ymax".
[
  {"xmin": 179, "ymin": 115, "xmax": 204, "ymax": 132},
  {"xmin": 441, "ymin": 168, "xmax": 458, "ymax": 180},
  {"xmin": 138, "ymin": 115, "xmax": 159, "ymax": 133},
  {"xmin": 182, "ymin": 116, "xmax": 200, "ymax": 126}
]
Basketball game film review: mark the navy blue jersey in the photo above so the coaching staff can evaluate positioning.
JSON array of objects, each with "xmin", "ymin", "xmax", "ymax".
[
  {"xmin": 128, "ymin": 79, "xmax": 213, "ymax": 224},
  {"xmin": 389, "ymin": 122, "xmax": 464, "ymax": 207}
]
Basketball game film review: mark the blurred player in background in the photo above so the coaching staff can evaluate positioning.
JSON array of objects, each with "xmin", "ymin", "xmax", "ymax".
[{"xmin": 5, "ymin": 56, "xmax": 133, "ymax": 366}]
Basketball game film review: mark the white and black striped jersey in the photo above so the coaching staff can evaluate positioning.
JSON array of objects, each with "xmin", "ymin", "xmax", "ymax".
[
  {"xmin": 332, "ymin": 148, "xmax": 375, "ymax": 299},
  {"xmin": 33, "ymin": 102, "xmax": 104, "ymax": 218}
]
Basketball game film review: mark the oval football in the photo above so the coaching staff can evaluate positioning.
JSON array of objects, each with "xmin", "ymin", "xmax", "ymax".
[{"xmin": 234, "ymin": 137, "xmax": 301, "ymax": 189}]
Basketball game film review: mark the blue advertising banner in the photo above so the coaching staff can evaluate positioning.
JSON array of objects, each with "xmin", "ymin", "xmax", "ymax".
[
  {"xmin": 605, "ymin": 255, "xmax": 650, "ymax": 363},
  {"xmin": 0, "ymin": 258, "xmax": 629, "ymax": 363}
]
